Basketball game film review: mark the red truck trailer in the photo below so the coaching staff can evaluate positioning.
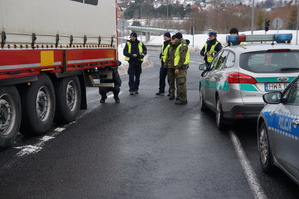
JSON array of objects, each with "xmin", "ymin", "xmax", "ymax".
[{"xmin": 0, "ymin": 0, "xmax": 118, "ymax": 149}]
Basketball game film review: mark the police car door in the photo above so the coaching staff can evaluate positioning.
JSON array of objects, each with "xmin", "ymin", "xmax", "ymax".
[
  {"xmin": 210, "ymin": 50, "xmax": 230, "ymax": 108},
  {"xmin": 203, "ymin": 53, "xmax": 221, "ymax": 108},
  {"xmin": 271, "ymin": 77, "xmax": 299, "ymax": 178}
]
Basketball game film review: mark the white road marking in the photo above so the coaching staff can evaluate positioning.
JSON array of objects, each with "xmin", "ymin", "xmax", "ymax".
[
  {"xmin": 14, "ymin": 128, "xmax": 67, "ymax": 157},
  {"xmin": 229, "ymin": 130, "xmax": 267, "ymax": 199},
  {"xmin": 14, "ymin": 90, "xmax": 123, "ymax": 157}
]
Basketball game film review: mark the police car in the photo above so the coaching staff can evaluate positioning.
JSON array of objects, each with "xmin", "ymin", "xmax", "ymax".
[
  {"xmin": 199, "ymin": 33, "xmax": 299, "ymax": 130},
  {"xmin": 257, "ymin": 75, "xmax": 299, "ymax": 185}
]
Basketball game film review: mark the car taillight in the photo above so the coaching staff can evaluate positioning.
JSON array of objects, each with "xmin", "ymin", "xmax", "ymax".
[{"xmin": 226, "ymin": 72, "xmax": 257, "ymax": 84}]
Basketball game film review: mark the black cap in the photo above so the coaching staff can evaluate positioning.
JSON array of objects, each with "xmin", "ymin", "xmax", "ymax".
[
  {"xmin": 229, "ymin": 28, "xmax": 239, "ymax": 34},
  {"xmin": 163, "ymin": 32, "xmax": 171, "ymax": 38},
  {"xmin": 130, "ymin": 32, "xmax": 137, "ymax": 37},
  {"xmin": 171, "ymin": 35, "xmax": 175, "ymax": 40},
  {"xmin": 174, "ymin": 32, "xmax": 182, "ymax": 39}
]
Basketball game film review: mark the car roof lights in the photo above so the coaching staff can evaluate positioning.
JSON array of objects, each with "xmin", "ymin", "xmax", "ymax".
[{"xmin": 226, "ymin": 33, "xmax": 292, "ymax": 43}]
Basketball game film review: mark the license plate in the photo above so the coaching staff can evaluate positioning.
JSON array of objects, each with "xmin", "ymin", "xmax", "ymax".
[{"xmin": 265, "ymin": 83, "xmax": 289, "ymax": 91}]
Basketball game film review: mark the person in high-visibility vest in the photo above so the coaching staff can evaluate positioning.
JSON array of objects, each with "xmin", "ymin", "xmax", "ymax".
[
  {"xmin": 156, "ymin": 32, "xmax": 171, "ymax": 96},
  {"xmin": 123, "ymin": 32, "xmax": 147, "ymax": 95},
  {"xmin": 200, "ymin": 31, "xmax": 222, "ymax": 66},
  {"xmin": 164, "ymin": 35, "xmax": 179, "ymax": 101},
  {"xmin": 173, "ymin": 32, "xmax": 190, "ymax": 105},
  {"xmin": 227, "ymin": 28, "xmax": 245, "ymax": 46}
]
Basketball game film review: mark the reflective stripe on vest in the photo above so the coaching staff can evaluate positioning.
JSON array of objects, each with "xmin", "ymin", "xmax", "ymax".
[
  {"xmin": 125, "ymin": 41, "xmax": 144, "ymax": 61},
  {"xmin": 204, "ymin": 41, "xmax": 219, "ymax": 63},
  {"xmin": 174, "ymin": 44, "xmax": 190, "ymax": 66},
  {"xmin": 162, "ymin": 44, "xmax": 170, "ymax": 63}
]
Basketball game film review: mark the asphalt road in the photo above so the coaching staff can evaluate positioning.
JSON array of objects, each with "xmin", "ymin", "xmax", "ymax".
[{"xmin": 0, "ymin": 47, "xmax": 299, "ymax": 199}]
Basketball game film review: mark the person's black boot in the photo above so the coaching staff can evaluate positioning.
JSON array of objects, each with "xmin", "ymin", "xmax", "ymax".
[
  {"xmin": 100, "ymin": 98, "xmax": 105, "ymax": 103},
  {"xmin": 100, "ymin": 96, "xmax": 107, "ymax": 103},
  {"xmin": 156, "ymin": 91, "xmax": 164, "ymax": 95},
  {"xmin": 175, "ymin": 100, "xmax": 188, "ymax": 105},
  {"xmin": 115, "ymin": 96, "xmax": 120, "ymax": 103}
]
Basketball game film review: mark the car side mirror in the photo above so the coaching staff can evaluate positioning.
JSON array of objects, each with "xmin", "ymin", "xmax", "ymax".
[
  {"xmin": 263, "ymin": 91, "xmax": 282, "ymax": 104},
  {"xmin": 199, "ymin": 63, "xmax": 207, "ymax": 71}
]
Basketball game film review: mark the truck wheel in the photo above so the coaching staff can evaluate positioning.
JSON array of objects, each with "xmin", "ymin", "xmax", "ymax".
[
  {"xmin": 0, "ymin": 86, "xmax": 21, "ymax": 149},
  {"xmin": 55, "ymin": 76, "xmax": 81, "ymax": 123},
  {"xmin": 20, "ymin": 74, "xmax": 55, "ymax": 136}
]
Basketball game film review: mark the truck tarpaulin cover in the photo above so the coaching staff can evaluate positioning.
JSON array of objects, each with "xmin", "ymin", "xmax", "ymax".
[{"xmin": 0, "ymin": 0, "xmax": 117, "ymax": 46}]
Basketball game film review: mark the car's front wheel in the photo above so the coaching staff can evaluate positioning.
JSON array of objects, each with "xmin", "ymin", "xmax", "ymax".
[
  {"xmin": 258, "ymin": 121, "xmax": 275, "ymax": 173},
  {"xmin": 199, "ymin": 86, "xmax": 208, "ymax": 111},
  {"xmin": 216, "ymin": 96, "xmax": 227, "ymax": 130}
]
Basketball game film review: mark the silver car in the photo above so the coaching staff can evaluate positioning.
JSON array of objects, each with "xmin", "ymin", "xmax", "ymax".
[
  {"xmin": 257, "ymin": 75, "xmax": 299, "ymax": 185},
  {"xmin": 199, "ymin": 34, "xmax": 299, "ymax": 130}
]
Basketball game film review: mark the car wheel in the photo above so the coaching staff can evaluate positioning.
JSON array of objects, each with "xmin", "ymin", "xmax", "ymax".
[
  {"xmin": 216, "ymin": 96, "xmax": 227, "ymax": 130},
  {"xmin": 258, "ymin": 121, "xmax": 275, "ymax": 173},
  {"xmin": 199, "ymin": 86, "xmax": 208, "ymax": 111}
]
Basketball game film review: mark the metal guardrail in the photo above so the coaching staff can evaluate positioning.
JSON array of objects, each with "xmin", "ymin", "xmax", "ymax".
[{"xmin": 127, "ymin": 26, "xmax": 177, "ymax": 33}]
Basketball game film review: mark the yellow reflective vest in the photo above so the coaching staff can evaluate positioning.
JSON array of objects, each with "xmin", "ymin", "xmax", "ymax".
[
  {"xmin": 161, "ymin": 44, "xmax": 170, "ymax": 63},
  {"xmin": 204, "ymin": 41, "xmax": 219, "ymax": 63},
  {"xmin": 174, "ymin": 44, "xmax": 190, "ymax": 66},
  {"xmin": 124, "ymin": 41, "xmax": 144, "ymax": 61}
]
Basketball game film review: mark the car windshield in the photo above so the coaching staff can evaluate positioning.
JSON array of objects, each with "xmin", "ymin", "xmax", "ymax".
[{"xmin": 240, "ymin": 51, "xmax": 299, "ymax": 73}]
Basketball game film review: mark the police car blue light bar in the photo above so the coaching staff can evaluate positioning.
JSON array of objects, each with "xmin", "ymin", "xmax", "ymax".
[{"xmin": 226, "ymin": 33, "xmax": 292, "ymax": 43}]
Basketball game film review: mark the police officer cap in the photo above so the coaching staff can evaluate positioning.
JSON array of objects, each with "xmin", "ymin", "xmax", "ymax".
[
  {"xmin": 163, "ymin": 32, "xmax": 171, "ymax": 38},
  {"xmin": 174, "ymin": 32, "xmax": 183, "ymax": 39},
  {"xmin": 130, "ymin": 32, "xmax": 137, "ymax": 37},
  {"xmin": 229, "ymin": 28, "xmax": 239, "ymax": 34},
  {"xmin": 209, "ymin": 31, "xmax": 217, "ymax": 36}
]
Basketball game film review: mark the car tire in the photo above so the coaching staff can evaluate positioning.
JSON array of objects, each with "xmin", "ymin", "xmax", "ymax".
[
  {"xmin": 216, "ymin": 96, "xmax": 227, "ymax": 130},
  {"xmin": 199, "ymin": 86, "xmax": 208, "ymax": 111},
  {"xmin": 258, "ymin": 121, "xmax": 275, "ymax": 173}
]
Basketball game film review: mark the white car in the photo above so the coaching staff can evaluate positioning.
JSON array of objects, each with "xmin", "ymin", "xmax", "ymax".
[{"xmin": 199, "ymin": 33, "xmax": 299, "ymax": 130}]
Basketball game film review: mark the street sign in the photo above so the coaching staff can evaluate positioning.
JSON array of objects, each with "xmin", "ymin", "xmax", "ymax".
[
  {"xmin": 118, "ymin": 18, "xmax": 128, "ymax": 30},
  {"xmin": 272, "ymin": 18, "xmax": 283, "ymax": 30}
]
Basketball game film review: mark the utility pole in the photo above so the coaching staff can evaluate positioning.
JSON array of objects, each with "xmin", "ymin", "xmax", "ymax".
[
  {"xmin": 167, "ymin": 0, "xmax": 169, "ymax": 31},
  {"xmin": 251, "ymin": 0, "xmax": 255, "ymax": 35},
  {"xmin": 296, "ymin": 0, "xmax": 299, "ymax": 44}
]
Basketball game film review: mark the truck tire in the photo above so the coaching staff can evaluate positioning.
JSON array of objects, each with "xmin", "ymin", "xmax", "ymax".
[
  {"xmin": 20, "ymin": 74, "xmax": 55, "ymax": 136},
  {"xmin": 0, "ymin": 86, "xmax": 21, "ymax": 150},
  {"xmin": 55, "ymin": 76, "xmax": 81, "ymax": 123}
]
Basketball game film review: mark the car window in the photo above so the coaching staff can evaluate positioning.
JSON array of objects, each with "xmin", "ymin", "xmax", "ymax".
[
  {"xmin": 212, "ymin": 51, "xmax": 229, "ymax": 70},
  {"xmin": 217, "ymin": 50, "xmax": 229, "ymax": 69},
  {"xmin": 240, "ymin": 51, "xmax": 299, "ymax": 73},
  {"xmin": 285, "ymin": 78, "xmax": 299, "ymax": 104},
  {"xmin": 225, "ymin": 51, "xmax": 235, "ymax": 68},
  {"xmin": 210, "ymin": 51, "xmax": 223, "ymax": 70}
]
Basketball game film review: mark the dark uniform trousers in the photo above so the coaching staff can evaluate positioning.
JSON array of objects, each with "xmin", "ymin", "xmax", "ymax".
[
  {"xmin": 128, "ymin": 61, "xmax": 142, "ymax": 92},
  {"xmin": 99, "ymin": 84, "xmax": 120, "ymax": 100},
  {"xmin": 159, "ymin": 61, "xmax": 168, "ymax": 93}
]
